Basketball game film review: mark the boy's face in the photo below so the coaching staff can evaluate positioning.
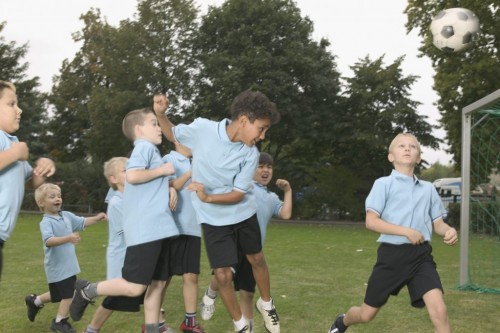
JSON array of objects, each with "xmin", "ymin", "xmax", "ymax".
[
  {"xmin": 38, "ymin": 188, "xmax": 62, "ymax": 215},
  {"xmin": 240, "ymin": 117, "xmax": 271, "ymax": 147},
  {"xmin": 254, "ymin": 162, "xmax": 273, "ymax": 186},
  {"xmin": 112, "ymin": 160, "xmax": 127, "ymax": 189},
  {"xmin": 136, "ymin": 113, "xmax": 163, "ymax": 145},
  {"xmin": 0, "ymin": 88, "xmax": 23, "ymax": 134},
  {"xmin": 388, "ymin": 135, "xmax": 421, "ymax": 166}
]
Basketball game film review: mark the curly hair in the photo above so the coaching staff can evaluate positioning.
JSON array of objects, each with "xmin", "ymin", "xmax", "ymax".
[{"xmin": 230, "ymin": 89, "xmax": 280, "ymax": 125}]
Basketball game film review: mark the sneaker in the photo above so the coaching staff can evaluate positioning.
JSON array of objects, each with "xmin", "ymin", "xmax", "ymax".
[
  {"xmin": 255, "ymin": 298, "xmax": 280, "ymax": 333},
  {"xmin": 235, "ymin": 325, "xmax": 249, "ymax": 333},
  {"xmin": 200, "ymin": 293, "xmax": 216, "ymax": 320},
  {"xmin": 180, "ymin": 322, "xmax": 205, "ymax": 333},
  {"xmin": 25, "ymin": 294, "xmax": 43, "ymax": 322},
  {"xmin": 50, "ymin": 318, "xmax": 76, "ymax": 333},
  {"xmin": 328, "ymin": 314, "xmax": 347, "ymax": 333},
  {"xmin": 69, "ymin": 279, "xmax": 93, "ymax": 321}
]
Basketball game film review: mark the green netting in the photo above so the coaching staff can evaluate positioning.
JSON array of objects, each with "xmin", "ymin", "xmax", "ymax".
[{"xmin": 463, "ymin": 100, "xmax": 500, "ymax": 293}]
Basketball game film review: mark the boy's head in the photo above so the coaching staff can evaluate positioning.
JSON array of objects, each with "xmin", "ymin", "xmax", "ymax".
[
  {"xmin": 254, "ymin": 152, "xmax": 274, "ymax": 186},
  {"xmin": 230, "ymin": 89, "xmax": 280, "ymax": 125},
  {"xmin": 103, "ymin": 157, "xmax": 128, "ymax": 190},
  {"xmin": 0, "ymin": 80, "xmax": 23, "ymax": 134},
  {"xmin": 122, "ymin": 108, "xmax": 162, "ymax": 145},
  {"xmin": 35, "ymin": 183, "xmax": 62, "ymax": 214},
  {"xmin": 174, "ymin": 141, "xmax": 192, "ymax": 158},
  {"xmin": 388, "ymin": 133, "xmax": 422, "ymax": 166}
]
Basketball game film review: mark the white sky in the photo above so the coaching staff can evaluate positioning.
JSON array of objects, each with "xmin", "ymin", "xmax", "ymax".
[{"xmin": 0, "ymin": 0, "xmax": 454, "ymax": 164}]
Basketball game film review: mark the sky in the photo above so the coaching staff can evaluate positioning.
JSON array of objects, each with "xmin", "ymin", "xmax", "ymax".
[{"xmin": 0, "ymin": 0, "xmax": 454, "ymax": 164}]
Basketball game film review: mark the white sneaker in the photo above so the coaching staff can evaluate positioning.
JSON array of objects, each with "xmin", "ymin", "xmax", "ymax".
[
  {"xmin": 200, "ymin": 293, "xmax": 216, "ymax": 320},
  {"xmin": 255, "ymin": 298, "xmax": 280, "ymax": 333}
]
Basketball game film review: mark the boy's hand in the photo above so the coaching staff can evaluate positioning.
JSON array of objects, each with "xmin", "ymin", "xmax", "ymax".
[
  {"xmin": 95, "ymin": 212, "xmax": 108, "ymax": 221},
  {"xmin": 161, "ymin": 162, "xmax": 175, "ymax": 176},
  {"xmin": 33, "ymin": 157, "xmax": 56, "ymax": 177},
  {"xmin": 69, "ymin": 232, "xmax": 81, "ymax": 245},
  {"xmin": 187, "ymin": 181, "xmax": 209, "ymax": 202},
  {"xmin": 443, "ymin": 227, "xmax": 458, "ymax": 245},
  {"xmin": 11, "ymin": 141, "xmax": 29, "ymax": 161},
  {"xmin": 153, "ymin": 94, "xmax": 169, "ymax": 116},
  {"xmin": 169, "ymin": 187, "xmax": 178, "ymax": 211},
  {"xmin": 276, "ymin": 179, "xmax": 291, "ymax": 191},
  {"xmin": 406, "ymin": 229, "xmax": 425, "ymax": 245}
]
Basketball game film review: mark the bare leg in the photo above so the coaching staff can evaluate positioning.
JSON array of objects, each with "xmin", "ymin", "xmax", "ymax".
[
  {"xmin": 214, "ymin": 267, "xmax": 242, "ymax": 320},
  {"xmin": 246, "ymin": 252, "xmax": 271, "ymax": 301},
  {"xmin": 423, "ymin": 288, "xmax": 451, "ymax": 333}
]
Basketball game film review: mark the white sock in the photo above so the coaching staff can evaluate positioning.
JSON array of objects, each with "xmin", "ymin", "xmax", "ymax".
[
  {"xmin": 34, "ymin": 296, "xmax": 43, "ymax": 307},
  {"xmin": 207, "ymin": 286, "xmax": 218, "ymax": 298},
  {"xmin": 55, "ymin": 314, "xmax": 68, "ymax": 323},
  {"xmin": 259, "ymin": 297, "xmax": 273, "ymax": 310},
  {"xmin": 233, "ymin": 315, "xmax": 248, "ymax": 331}
]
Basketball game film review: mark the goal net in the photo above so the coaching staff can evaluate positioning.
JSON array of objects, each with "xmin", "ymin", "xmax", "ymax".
[{"xmin": 459, "ymin": 89, "xmax": 500, "ymax": 293}]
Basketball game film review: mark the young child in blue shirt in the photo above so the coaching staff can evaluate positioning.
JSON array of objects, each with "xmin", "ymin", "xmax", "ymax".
[
  {"xmin": 200, "ymin": 152, "xmax": 292, "ymax": 333},
  {"xmin": 70, "ymin": 108, "xmax": 179, "ymax": 333},
  {"xmin": 153, "ymin": 90, "xmax": 281, "ymax": 333},
  {"xmin": 25, "ymin": 183, "xmax": 106, "ymax": 333},
  {"xmin": 163, "ymin": 142, "xmax": 205, "ymax": 333},
  {"xmin": 328, "ymin": 133, "xmax": 458, "ymax": 333},
  {"xmin": 0, "ymin": 80, "xmax": 56, "ymax": 280}
]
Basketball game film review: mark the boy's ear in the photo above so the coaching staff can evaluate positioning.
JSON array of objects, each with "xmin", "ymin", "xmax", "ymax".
[{"xmin": 387, "ymin": 153, "xmax": 394, "ymax": 163}]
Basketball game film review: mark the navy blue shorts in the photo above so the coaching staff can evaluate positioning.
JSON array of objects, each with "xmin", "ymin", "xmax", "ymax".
[
  {"xmin": 170, "ymin": 235, "xmax": 201, "ymax": 276},
  {"xmin": 49, "ymin": 275, "xmax": 77, "ymax": 302},
  {"xmin": 122, "ymin": 237, "xmax": 175, "ymax": 285},
  {"xmin": 101, "ymin": 293, "xmax": 144, "ymax": 312},
  {"xmin": 364, "ymin": 242, "xmax": 443, "ymax": 308},
  {"xmin": 202, "ymin": 214, "xmax": 262, "ymax": 269}
]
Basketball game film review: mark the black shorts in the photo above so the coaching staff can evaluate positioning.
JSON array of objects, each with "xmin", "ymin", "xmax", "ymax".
[
  {"xmin": 49, "ymin": 275, "xmax": 77, "ymax": 302},
  {"xmin": 101, "ymin": 293, "xmax": 144, "ymax": 312},
  {"xmin": 234, "ymin": 255, "xmax": 256, "ymax": 293},
  {"xmin": 202, "ymin": 214, "xmax": 262, "ymax": 269},
  {"xmin": 170, "ymin": 235, "xmax": 201, "ymax": 276},
  {"xmin": 364, "ymin": 242, "xmax": 443, "ymax": 308},
  {"xmin": 122, "ymin": 237, "xmax": 175, "ymax": 285}
]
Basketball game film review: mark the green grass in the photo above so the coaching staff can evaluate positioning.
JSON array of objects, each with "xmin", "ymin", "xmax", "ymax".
[{"xmin": 1, "ymin": 214, "xmax": 499, "ymax": 332}]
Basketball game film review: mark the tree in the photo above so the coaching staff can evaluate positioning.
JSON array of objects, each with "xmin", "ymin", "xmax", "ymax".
[
  {"xmin": 419, "ymin": 162, "xmax": 459, "ymax": 182},
  {"xmin": 0, "ymin": 21, "xmax": 48, "ymax": 158},
  {"xmin": 405, "ymin": 1, "xmax": 500, "ymax": 166}
]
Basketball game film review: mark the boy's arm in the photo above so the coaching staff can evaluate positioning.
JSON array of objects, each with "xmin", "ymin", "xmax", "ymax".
[
  {"xmin": 153, "ymin": 94, "xmax": 176, "ymax": 143},
  {"xmin": 365, "ymin": 210, "xmax": 425, "ymax": 245},
  {"xmin": 29, "ymin": 157, "xmax": 56, "ymax": 189},
  {"xmin": 187, "ymin": 181, "xmax": 245, "ymax": 204},
  {"xmin": 0, "ymin": 141, "xmax": 29, "ymax": 171},
  {"xmin": 433, "ymin": 218, "xmax": 458, "ymax": 245},
  {"xmin": 84, "ymin": 212, "xmax": 107, "ymax": 227},
  {"xmin": 276, "ymin": 179, "xmax": 292, "ymax": 219},
  {"xmin": 45, "ymin": 233, "xmax": 81, "ymax": 247},
  {"xmin": 126, "ymin": 162, "xmax": 175, "ymax": 184},
  {"xmin": 170, "ymin": 170, "xmax": 192, "ymax": 190}
]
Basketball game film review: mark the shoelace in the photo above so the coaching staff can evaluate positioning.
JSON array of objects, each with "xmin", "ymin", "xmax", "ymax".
[{"xmin": 267, "ymin": 308, "xmax": 279, "ymax": 325}]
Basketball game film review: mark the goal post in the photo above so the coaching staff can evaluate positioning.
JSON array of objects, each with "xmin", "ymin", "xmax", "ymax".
[{"xmin": 460, "ymin": 89, "xmax": 500, "ymax": 290}]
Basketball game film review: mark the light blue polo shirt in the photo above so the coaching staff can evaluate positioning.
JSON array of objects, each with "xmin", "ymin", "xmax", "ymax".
[
  {"xmin": 39, "ymin": 211, "xmax": 85, "ymax": 283},
  {"xmin": 106, "ymin": 191, "xmax": 126, "ymax": 279},
  {"xmin": 173, "ymin": 118, "xmax": 258, "ymax": 226},
  {"xmin": 365, "ymin": 169, "xmax": 446, "ymax": 245},
  {"xmin": 253, "ymin": 182, "xmax": 283, "ymax": 245},
  {"xmin": 0, "ymin": 130, "xmax": 32, "ymax": 241},
  {"xmin": 163, "ymin": 150, "xmax": 201, "ymax": 237},
  {"xmin": 123, "ymin": 139, "xmax": 179, "ymax": 246}
]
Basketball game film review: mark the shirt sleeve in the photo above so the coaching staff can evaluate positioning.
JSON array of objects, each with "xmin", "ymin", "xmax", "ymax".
[{"xmin": 365, "ymin": 178, "xmax": 387, "ymax": 216}]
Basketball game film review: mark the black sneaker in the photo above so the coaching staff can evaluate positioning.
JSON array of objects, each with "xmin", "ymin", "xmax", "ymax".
[
  {"xmin": 25, "ymin": 294, "xmax": 43, "ymax": 322},
  {"xmin": 69, "ymin": 279, "xmax": 93, "ymax": 321},
  {"xmin": 50, "ymin": 318, "xmax": 76, "ymax": 333},
  {"xmin": 328, "ymin": 314, "xmax": 346, "ymax": 333}
]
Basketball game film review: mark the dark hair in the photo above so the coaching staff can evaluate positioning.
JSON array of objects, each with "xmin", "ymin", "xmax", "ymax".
[
  {"xmin": 230, "ymin": 89, "xmax": 280, "ymax": 125},
  {"xmin": 122, "ymin": 108, "xmax": 154, "ymax": 141},
  {"xmin": 259, "ymin": 152, "xmax": 274, "ymax": 165}
]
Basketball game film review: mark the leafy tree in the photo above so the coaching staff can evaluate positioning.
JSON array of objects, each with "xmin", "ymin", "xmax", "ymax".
[
  {"xmin": 405, "ymin": 1, "xmax": 500, "ymax": 166},
  {"xmin": 419, "ymin": 161, "xmax": 460, "ymax": 182},
  {"xmin": 0, "ymin": 21, "xmax": 48, "ymax": 158}
]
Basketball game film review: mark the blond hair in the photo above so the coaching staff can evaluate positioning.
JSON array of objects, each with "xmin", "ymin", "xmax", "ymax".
[
  {"xmin": 34, "ymin": 183, "xmax": 61, "ymax": 212},
  {"xmin": 122, "ymin": 108, "xmax": 154, "ymax": 141},
  {"xmin": 0, "ymin": 80, "xmax": 16, "ymax": 98},
  {"xmin": 388, "ymin": 133, "xmax": 421, "ymax": 154},
  {"xmin": 103, "ymin": 157, "xmax": 128, "ymax": 189}
]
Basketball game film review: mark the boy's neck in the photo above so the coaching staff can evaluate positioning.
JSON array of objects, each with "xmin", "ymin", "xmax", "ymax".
[
  {"xmin": 225, "ymin": 119, "xmax": 242, "ymax": 143},
  {"xmin": 394, "ymin": 164, "xmax": 415, "ymax": 177}
]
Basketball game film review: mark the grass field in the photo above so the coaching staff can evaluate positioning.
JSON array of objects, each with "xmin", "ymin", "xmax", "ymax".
[{"xmin": 1, "ymin": 214, "xmax": 499, "ymax": 332}]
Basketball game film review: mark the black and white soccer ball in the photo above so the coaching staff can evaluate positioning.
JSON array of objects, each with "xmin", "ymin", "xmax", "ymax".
[{"xmin": 430, "ymin": 7, "xmax": 480, "ymax": 53}]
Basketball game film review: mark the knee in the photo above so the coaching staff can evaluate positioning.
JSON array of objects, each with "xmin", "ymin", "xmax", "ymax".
[
  {"xmin": 127, "ymin": 284, "xmax": 146, "ymax": 297},
  {"xmin": 214, "ymin": 268, "xmax": 232, "ymax": 286},
  {"xmin": 429, "ymin": 302, "xmax": 449, "ymax": 323},
  {"xmin": 247, "ymin": 252, "xmax": 266, "ymax": 267}
]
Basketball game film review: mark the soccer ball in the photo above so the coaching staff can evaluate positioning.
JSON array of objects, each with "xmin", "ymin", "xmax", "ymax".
[{"xmin": 430, "ymin": 7, "xmax": 480, "ymax": 53}]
